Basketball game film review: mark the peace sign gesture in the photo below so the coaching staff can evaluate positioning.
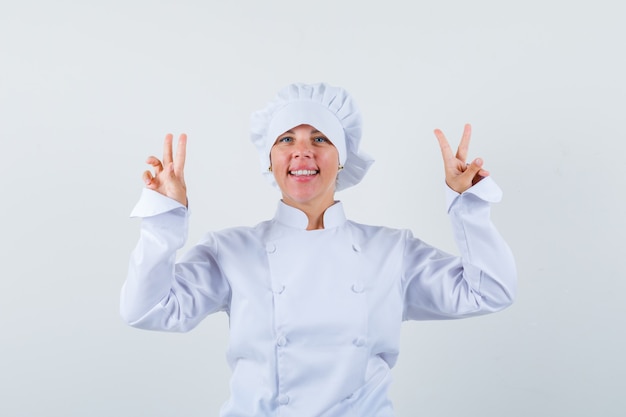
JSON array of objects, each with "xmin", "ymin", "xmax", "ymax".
[
  {"xmin": 434, "ymin": 124, "xmax": 490, "ymax": 194},
  {"xmin": 142, "ymin": 133, "xmax": 188, "ymax": 206}
]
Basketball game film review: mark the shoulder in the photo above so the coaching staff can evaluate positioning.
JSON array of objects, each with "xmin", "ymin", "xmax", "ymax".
[
  {"xmin": 345, "ymin": 220, "xmax": 411, "ymax": 243},
  {"xmin": 197, "ymin": 219, "xmax": 274, "ymax": 246}
]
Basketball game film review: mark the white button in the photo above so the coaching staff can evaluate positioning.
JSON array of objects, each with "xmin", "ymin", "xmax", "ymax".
[
  {"xmin": 353, "ymin": 337, "xmax": 365, "ymax": 347},
  {"xmin": 352, "ymin": 282, "xmax": 364, "ymax": 293},
  {"xmin": 278, "ymin": 394, "xmax": 290, "ymax": 405},
  {"xmin": 277, "ymin": 336, "xmax": 288, "ymax": 347},
  {"xmin": 266, "ymin": 243, "xmax": 276, "ymax": 253},
  {"xmin": 272, "ymin": 284, "xmax": 285, "ymax": 294},
  {"xmin": 352, "ymin": 243, "xmax": 361, "ymax": 252}
]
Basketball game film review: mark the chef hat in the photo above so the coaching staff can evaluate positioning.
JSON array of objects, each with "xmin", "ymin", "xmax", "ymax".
[{"xmin": 250, "ymin": 82, "xmax": 374, "ymax": 191}]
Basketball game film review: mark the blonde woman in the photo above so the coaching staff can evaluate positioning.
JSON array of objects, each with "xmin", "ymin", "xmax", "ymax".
[{"xmin": 121, "ymin": 83, "xmax": 516, "ymax": 417}]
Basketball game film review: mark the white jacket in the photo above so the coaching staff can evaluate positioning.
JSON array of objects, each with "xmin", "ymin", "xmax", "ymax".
[{"xmin": 121, "ymin": 177, "xmax": 516, "ymax": 417}]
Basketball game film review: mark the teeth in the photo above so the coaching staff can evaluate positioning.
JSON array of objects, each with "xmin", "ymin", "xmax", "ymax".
[{"xmin": 290, "ymin": 170, "xmax": 318, "ymax": 176}]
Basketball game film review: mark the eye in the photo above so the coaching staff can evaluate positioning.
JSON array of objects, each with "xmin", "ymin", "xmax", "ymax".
[
  {"xmin": 313, "ymin": 136, "xmax": 329, "ymax": 144},
  {"xmin": 277, "ymin": 136, "xmax": 293, "ymax": 143}
]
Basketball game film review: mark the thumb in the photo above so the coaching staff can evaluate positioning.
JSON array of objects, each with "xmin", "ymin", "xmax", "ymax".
[{"xmin": 465, "ymin": 158, "xmax": 484, "ymax": 176}]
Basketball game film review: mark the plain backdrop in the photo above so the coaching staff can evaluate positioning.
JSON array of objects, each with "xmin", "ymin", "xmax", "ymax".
[{"xmin": 1, "ymin": 1, "xmax": 624, "ymax": 416}]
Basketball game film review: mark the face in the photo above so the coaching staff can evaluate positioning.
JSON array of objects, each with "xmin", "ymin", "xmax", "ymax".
[{"xmin": 270, "ymin": 124, "xmax": 340, "ymax": 211}]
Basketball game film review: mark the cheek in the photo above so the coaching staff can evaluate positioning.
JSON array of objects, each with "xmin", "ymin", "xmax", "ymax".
[
  {"xmin": 269, "ymin": 149, "xmax": 287, "ymax": 170},
  {"xmin": 322, "ymin": 150, "xmax": 340, "ymax": 168}
]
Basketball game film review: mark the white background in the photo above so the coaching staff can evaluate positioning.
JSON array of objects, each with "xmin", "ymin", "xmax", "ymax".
[{"xmin": 1, "ymin": 1, "xmax": 624, "ymax": 416}]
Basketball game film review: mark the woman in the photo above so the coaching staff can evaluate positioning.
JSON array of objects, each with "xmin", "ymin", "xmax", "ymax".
[{"xmin": 121, "ymin": 83, "xmax": 516, "ymax": 417}]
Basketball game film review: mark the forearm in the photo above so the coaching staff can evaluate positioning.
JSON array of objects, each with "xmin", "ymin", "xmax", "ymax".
[
  {"xmin": 447, "ymin": 177, "xmax": 517, "ymax": 310},
  {"xmin": 120, "ymin": 206, "xmax": 188, "ymax": 325}
]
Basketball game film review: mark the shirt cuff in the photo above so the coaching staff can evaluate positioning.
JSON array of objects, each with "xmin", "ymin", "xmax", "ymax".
[
  {"xmin": 130, "ymin": 188, "xmax": 187, "ymax": 218},
  {"xmin": 445, "ymin": 176, "xmax": 503, "ymax": 213}
]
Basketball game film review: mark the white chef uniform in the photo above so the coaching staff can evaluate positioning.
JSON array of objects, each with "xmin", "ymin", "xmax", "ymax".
[{"xmin": 121, "ymin": 176, "xmax": 516, "ymax": 417}]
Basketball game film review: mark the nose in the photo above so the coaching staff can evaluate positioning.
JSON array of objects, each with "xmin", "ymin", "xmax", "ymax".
[{"xmin": 293, "ymin": 140, "xmax": 312, "ymax": 158}]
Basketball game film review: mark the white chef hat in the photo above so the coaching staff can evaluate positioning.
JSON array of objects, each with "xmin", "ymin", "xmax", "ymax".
[{"xmin": 250, "ymin": 82, "xmax": 375, "ymax": 191}]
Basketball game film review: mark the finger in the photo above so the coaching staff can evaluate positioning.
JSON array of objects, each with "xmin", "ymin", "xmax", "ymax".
[
  {"xmin": 146, "ymin": 155, "xmax": 164, "ymax": 171},
  {"xmin": 165, "ymin": 162, "xmax": 175, "ymax": 177},
  {"xmin": 464, "ymin": 157, "xmax": 485, "ymax": 179},
  {"xmin": 174, "ymin": 133, "xmax": 187, "ymax": 177},
  {"xmin": 434, "ymin": 129, "xmax": 454, "ymax": 162},
  {"xmin": 142, "ymin": 170, "xmax": 154, "ymax": 186},
  {"xmin": 162, "ymin": 133, "xmax": 174, "ymax": 166},
  {"xmin": 455, "ymin": 123, "xmax": 472, "ymax": 162},
  {"xmin": 473, "ymin": 166, "xmax": 490, "ymax": 185}
]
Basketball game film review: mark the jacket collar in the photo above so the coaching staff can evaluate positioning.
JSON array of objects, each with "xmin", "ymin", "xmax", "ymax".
[{"xmin": 274, "ymin": 200, "xmax": 347, "ymax": 230}]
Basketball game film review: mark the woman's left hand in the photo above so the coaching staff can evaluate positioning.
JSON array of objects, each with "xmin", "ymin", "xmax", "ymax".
[{"xmin": 434, "ymin": 123, "xmax": 489, "ymax": 194}]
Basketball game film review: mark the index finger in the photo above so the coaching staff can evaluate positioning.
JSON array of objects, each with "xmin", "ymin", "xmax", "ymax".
[
  {"xmin": 455, "ymin": 123, "xmax": 472, "ymax": 162},
  {"xmin": 174, "ymin": 133, "xmax": 187, "ymax": 175},
  {"xmin": 162, "ymin": 133, "xmax": 174, "ymax": 166},
  {"xmin": 434, "ymin": 128, "xmax": 455, "ymax": 162}
]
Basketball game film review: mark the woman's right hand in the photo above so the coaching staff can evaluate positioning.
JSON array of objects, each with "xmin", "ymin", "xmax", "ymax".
[{"xmin": 143, "ymin": 133, "xmax": 188, "ymax": 207}]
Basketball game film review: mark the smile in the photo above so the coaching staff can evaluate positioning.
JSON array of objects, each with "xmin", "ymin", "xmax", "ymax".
[{"xmin": 289, "ymin": 170, "xmax": 319, "ymax": 176}]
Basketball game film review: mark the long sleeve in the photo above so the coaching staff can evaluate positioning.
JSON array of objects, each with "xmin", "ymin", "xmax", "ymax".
[
  {"xmin": 402, "ymin": 177, "xmax": 517, "ymax": 320},
  {"xmin": 120, "ymin": 189, "xmax": 231, "ymax": 332}
]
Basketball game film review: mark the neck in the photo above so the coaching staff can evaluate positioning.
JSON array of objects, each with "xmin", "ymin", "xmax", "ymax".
[{"xmin": 306, "ymin": 214, "xmax": 325, "ymax": 230}]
